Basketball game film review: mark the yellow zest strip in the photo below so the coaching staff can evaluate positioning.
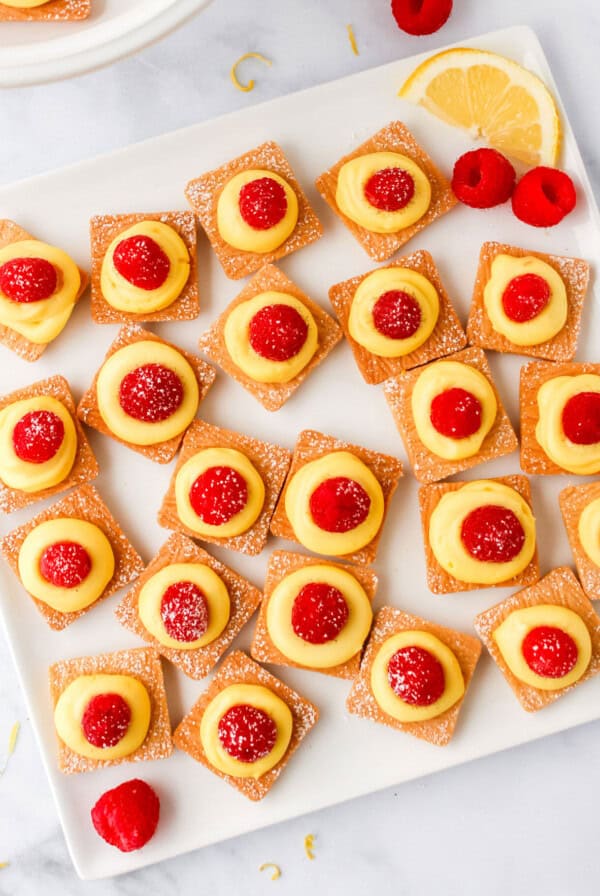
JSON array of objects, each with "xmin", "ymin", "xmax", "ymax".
[
  {"xmin": 0, "ymin": 722, "xmax": 20, "ymax": 776},
  {"xmin": 259, "ymin": 862, "xmax": 281, "ymax": 881},
  {"xmin": 231, "ymin": 53, "xmax": 273, "ymax": 92},
  {"xmin": 304, "ymin": 833, "xmax": 315, "ymax": 860},
  {"xmin": 0, "ymin": 863, "xmax": 9, "ymax": 870},
  {"xmin": 347, "ymin": 24, "xmax": 359, "ymax": 56}
]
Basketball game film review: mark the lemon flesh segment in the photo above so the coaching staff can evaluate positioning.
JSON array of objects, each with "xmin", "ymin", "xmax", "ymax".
[{"xmin": 399, "ymin": 48, "xmax": 561, "ymax": 167}]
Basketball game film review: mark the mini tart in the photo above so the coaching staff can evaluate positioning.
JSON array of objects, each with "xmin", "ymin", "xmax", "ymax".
[
  {"xmin": 384, "ymin": 346, "xmax": 518, "ymax": 484},
  {"xmin": 559, "ymin": 483, "xmax": 600, "ymax": 601},
  {"xmin": 0, "ymin": 375, "xmax": 98, "ymax": 514},
  {"xmin": 158, "ymin": 419, "xmax": 291, "ymax": 556},
  {"xmin": 347, "ymin": 607, "xmax": 481, "ymax": 746},
  {"xmin": 250, "ymin": 550, "xmax": 377, "ymax": 679},
  {"xmin": 474, "ymin": 567, "xmax": 600, "ymax": 712},
  {"xmin": 90, "ymin": 212, "xmax": 199, "ymax": 324},
  {"xmin": 270, "ymin": 429, "xmax": 403, "ymax": 566},
  {"xmin": 328, "ymin": 250, "xmax": 466, "ymax": 385},
  {"xmin": 185, "ymin": 141, "xmax": 323, "ymax": 280},
  {"xmin": 467, "ymin": 242, "xmax": 589, "ymax": 362},
  {"xmin": 77, "ymin": 324, "xmax": 216, "ymax": 464},
  {"xmin": 0, "ymin": 219, "xmax": 88, "ymax": 362},
  {"xmin": 520, "ymin": 361, "xmax": 600, "ymax": 475},
  {"xmin": 116, "ymin": 532, "xmax": 262, "ymax": 679},
  {"xmin": 315, "ymin": 121, "xmax": 456, "ymax": 263},
  {"xmin": 0, "ymin": 484, "xmax": 143, "ymax": 630},
  {"xmin": 419, "ymin": 476, "xmax": 539, "ymax": 595},
  {"xmin": 198, "ymin": 264, "xmax": 342, "ymax": 411},
  {"xmin": 49, "ymin": 646, "xmax": 173, "ymax": 774},
  {"xmin": 173, "ymin": 650, "xmax": 318, "ymax": 801},
  {"xmin": 0, "ymin": 0, "xmax": 90, "ymax": 21}
]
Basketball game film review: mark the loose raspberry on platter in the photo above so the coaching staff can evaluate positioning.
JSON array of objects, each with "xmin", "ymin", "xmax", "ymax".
[
  {"xmin": 391, "ymin": 0, "xmax": 452, "ymax": 35},
  {"xmin": 451, "ymin": 148, "xmax": 516, "ymax": 209},
  {"xmin": 91, "ymin": 779, "xmax": 160, "ymax": 852},
  {"xmin": 511, "ymin": 167, "xmax": 576, "ymax": 227}
]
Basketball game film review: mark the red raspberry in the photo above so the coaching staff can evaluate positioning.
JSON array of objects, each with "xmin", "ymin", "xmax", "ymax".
[
  {"xmin": 521, "ymin": 626, "xmax": 578, "ymax": 678},
  {"xmin": 0, "ymin": 256, "xmax": 57, "ymax": 303},
  {"xmin": 451, "ymin": 148, "xmax": 516, "ymax": 209},
  {"xmin": 364, "ymin": 167, "xmax": 415, "ymax": 211},
  {"xmin": 238, "ymin": 177, "xmax": 288, "ymax": 230},
  {"xmin": 387, "ymin": 646, "xmax": 445, "ymax": 706},
  {"xmin": 189, "ymin": 465, "xmax": 248, "ymax": 526},
  {"xmin": 91, "ymin": 779, "xmax": 160, "ymax": 852},
  {"xmin": 82, "ymin": 693, "xmax": 131, "ymax": 748},
  {"xmin": 291, "ymin": 582, "xmax": 349, "ymax": 644},
  {"xmin": 372, "ymin": 290, "xmax": 422, "ymax": 340},
  {"xmin": 248, "ymin": 303, "xmax": 308, "ymax": 361},
  {"xmin": 217, "ymin": 705, "xmax": 277, "ymax": 762},
  {"xmin": 391, "ymin": 0, "xmax": 452, "ymax": 35},
  {"xmin": 511, "ymin": 167, "xmax": 576, "ymax": 227},
  {"xmin": 39, "ymin": 541, "xmax": 92, "ymax": 589},
  {"xmin": 460, "ymin": 505, "xmax": 525, "ymax": 563},
  {"xmin": 12, "ymin": 409, "xmax": 65, "ymax": 464},
  {"xmin": 309, "ymin": 476, "xmax": 371, "ymax": 533},
  {"xmin": 430, "ymin": 387, "xmax": 482, "ymax": 439},
  {"xmin": 160, "ymin": 581, "xmax": 209, "ymax": 642},
  {"xmin": 113, "ymin": 235, "xmax": 170, "ymax": 291},
  {"xmin": 118, "ymin": 364, "xmax": 184, "ymax": 423}
]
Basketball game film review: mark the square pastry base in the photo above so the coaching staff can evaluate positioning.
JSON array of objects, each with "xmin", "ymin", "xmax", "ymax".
[
  {"xmin": 474, "ymin": 567, "xmax": 600, "ymax": 712},
  {"xmin": 559, "ymin": 483, "xmax": 600, "ymax": 600}
]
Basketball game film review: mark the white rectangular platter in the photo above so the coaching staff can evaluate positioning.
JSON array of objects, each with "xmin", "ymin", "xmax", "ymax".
[{"xmin": 0, "ymin": 25, "xmax": 599, "ymax": 881}]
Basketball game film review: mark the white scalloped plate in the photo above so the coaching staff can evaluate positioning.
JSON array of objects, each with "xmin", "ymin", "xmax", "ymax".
[
  {"xmin": 0, "ymin": 0, "xmax": 212, "ymax": 87},
  {"xmin": 0, "ymin": 25, "xmax": 599, "ymax": 881}
]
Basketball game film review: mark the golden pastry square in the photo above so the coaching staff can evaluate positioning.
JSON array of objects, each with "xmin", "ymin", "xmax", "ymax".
[
  {"xmin": 315, "ymin": 120, "xmax": 457, "ymax": 263},
  {"xmin": 49, "ymin": 646, "xmax": 173, "ymax": 774},
  {"xmin": 89, "ymin": 211, "xmax": 200, "ymax": 324},
  {"xmin": 250, "ymin": 549, "xmax": 378, "ymax": 679},
  {"xmin": 270, "ymin": 429, "xmax": 403, "ymax": 566},
  {"xmin": 328, "ymin": 249, "xmax": 467, "ymax": 385},
  {"xmin": 0, "ymin": 484, "xmax": 144, "ymax": 631},
  {"xmin": 198, "ymin": 263, "xmax": 342, "ymax": 411},
  {"xmin": 116, "ymin": 532, "xmax": 262, "ymax": 679},
  {"xmin": 347, "ymin": 606, "xmax": 482, "ymax": 746},
  {"xmin": 0, "ymin": 219, "xmax": 89, "ymax": 362},
  {"xmin": 384, "ymin": 345, "xmax": 519, "ymax": 484},
  {"xmin": 418, "ymin": 475, "xmax": 540, "ymax": 595},
  {"xmin": 185, "ymin": 141, "xmax": 323, "ymax": 280},
  {"xmin": 467, "ymin": 241, "xmax": 590, "ymax": 361},
  {"xmin": 173, "ymin": 650, "xmax": 319, "ymax": 801},
  {"xmin": 0, "ymin": 374, "xmax": 99, "ymax": 514},
  {"xmin": 76, "ymin": 323, "xmax": 216, "ymax": 464},
  {"xmin": 0, "ymin": 0, "xmax": 90, "ymax": 21},
  {"xmin": 157, "ymin": 419, "xmax": 291, "ymax": 556},
  {"xmin": 519, "ymin": 360, "xmax": 600, "ymax": 475},
  {"xmin": 559, "ymin": 483, "xmax": 600, "ymax": 601},
  {"xmin": 474, "ymin": 566, "xmax": 600, "ymax": 712}
]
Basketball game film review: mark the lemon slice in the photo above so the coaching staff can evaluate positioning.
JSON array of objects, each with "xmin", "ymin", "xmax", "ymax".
[{"xmin": 399, "ymin": 47, "xmax": 561, "ymax": 167}]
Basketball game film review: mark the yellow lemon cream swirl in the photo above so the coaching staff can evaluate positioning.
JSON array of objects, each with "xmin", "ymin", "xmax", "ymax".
[
  {"xmin": 336, "ymin": 152, "xmax": 431, "ymax": 233},
  {"xmin": 348, "ymin": 267, "xmax": 439, "ymax": 357},
  {"xmin": 536, "ymin": 374, "xmax": 600, "ymax": 474},
  {"xmin": 370, "ymin": 631, "xmax": 464, "ymax": 722},
  {"xmin": 224, "ymin": 291, "xmax": 318, "ymax": 383},
  {"xmin": 101, "ymin": 221, "xmax": 191, "ymax": 314},
  {"xmin": 0, "ymin": 240, "xmax": 81, "ymax": 344},
  {"xmin": 428, "ymin": 480, "xmax": 536, "ymax": 585},
  {"xmin": 217, "ymin": 169, "xmax": 299, "ymax": 253},
  {"xmin": 200, "ymin": 683, "xmax": 292, "ymax": 779},
  {"xmin": 0, "ymin": 396, "xmax": 77, "ymax": 492}
]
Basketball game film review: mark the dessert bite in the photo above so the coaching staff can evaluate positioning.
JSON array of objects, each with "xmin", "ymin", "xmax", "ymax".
[
  {"xmin": 315, "ymin": 121, "xmax": 456, "ymax": 262},
  {"xmin": 0, "ymin": 484, "xmax": 143, "ymax": 630},
  {"xmin": 384, "ymin": 345, "xmax": 518, "ymax": 483},
  {"xmin": 270, "ymin": 429, "xmax": 403, "ymax": 565},
  {"xmin": 559, "ymin": 483, "xmax": 600, "ymax": 601},
  {"xmin": 0, "ymin": 375, "xmax": 98, "ymax": 513},
  {"xmin": 173, "ymin": 650, "xmax": 318, "ymax": 801},
  {"xmin": 520, "ymin": 360, "xmax": 600, "ymax": 475},
  {"xmin": 474, "ymin": 567, "xmax": 600, "ymax": 712},
  {"xmin": 198, "ymin": 264, "xmax": 342, "ymax": 411},
  {"xmin": 77, "ymin": 324, "xmax": 215, "ymax": 464},
  {"xmin": 0, "ymin": 0, "xmax": 90, "ymax": 21},
  {"xmin": 347, "ymin": 606, "xmax": 481, "ymax": 746},
  {"xmin": 185, "ymin": 141, "xmax": 323, "ymax": 280},
  {"xmin": 419, "ymin": 476, "xmax": 539, "ymax": 594},
  {"xmin": 328, "ymin": 249, "xmax": 466, "ymax": 385},
  {"xmin": 90, "ymin": 212, "xmax": 200, "ymax": 324},
  {"xmin": 158, "ymin": 419, "xmax": 291, "ymax": 556},
  {"xmin": 49, "ymin": 646, "xmax": 173, "ymax": 773},
  {"xmin": 250, "ymin": 550, "xmax": 376, "ymax": 679},
  {"xmin": 467, "ymin": 242, "xmax": 589, "ymax": 361},
  {"xmin": 116, "ymin": 532, "xmax": 262, "ymax": 679},
  {"xmin": 0, "ymin": 219, "xmax": 88, "ymax": 361}
]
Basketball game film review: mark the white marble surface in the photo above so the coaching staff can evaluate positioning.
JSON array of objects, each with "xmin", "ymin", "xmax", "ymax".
[{"xmin": 1, "ymin": 0, "xmax": 600, "ymax": 893}]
